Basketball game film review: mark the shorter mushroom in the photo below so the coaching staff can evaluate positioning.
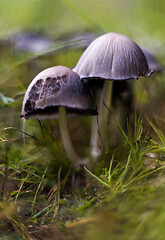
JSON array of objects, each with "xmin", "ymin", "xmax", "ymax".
[{"xmin": 21, "ymin": 65, "xmax": 97, "ymax": 167}]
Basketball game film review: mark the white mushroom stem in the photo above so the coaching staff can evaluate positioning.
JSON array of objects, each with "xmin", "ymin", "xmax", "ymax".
[
  {"xmin": 90, "ymin": 88, "xmax": 101, "ymax": 154},
  {"xmin": 90, "ymin": 81, "xmax": 113, "ymax": 161},
  {"xmin": 59, "ymin": 106, "xmax": 86, "ymax": 168}
]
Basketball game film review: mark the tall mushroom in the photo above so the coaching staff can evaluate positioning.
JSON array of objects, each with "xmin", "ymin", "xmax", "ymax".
[
  {"xmin": 73, "ymin": 32, "xmax": 152, "ymax": 161},
  {"xmin": 21, "ymin": 65, "xmax": 97, "ymax": 167}
]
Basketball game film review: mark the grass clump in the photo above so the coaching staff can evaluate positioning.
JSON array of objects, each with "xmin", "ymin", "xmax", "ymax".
[
  {"xmin": 1, "ymin": 107, "xmax": 165, "ymax": 240},
  {"xmin": 66, "ymin": 116, "xmax": 165, "ymax": 240}
]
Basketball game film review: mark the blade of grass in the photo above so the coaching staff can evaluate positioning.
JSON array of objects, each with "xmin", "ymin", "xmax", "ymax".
[
  {"xmin": 84, "ymin": 166, "xmax": 110, "ymax": 188},
  {"xmin": 31, "ymin": 165, "xmax": 48, "ymax": 214},
  {"xmin": 15, "ymin": 170, "xmax": 35, "ymax": 203}
]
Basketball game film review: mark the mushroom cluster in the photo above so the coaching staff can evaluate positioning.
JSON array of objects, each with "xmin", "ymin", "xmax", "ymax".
[{"xmin": 21, "ymin": 32, "xmax": 156, "ymax": 169}]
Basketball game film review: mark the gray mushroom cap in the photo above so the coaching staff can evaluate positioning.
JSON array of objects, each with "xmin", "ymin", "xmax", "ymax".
[
  {"xmin": 21, "ymin": 65, "xmax": 97, "ymax": 120},
  {"xmin": 73, "ymin": 32, "xmax": 152, "ymax": 81}
]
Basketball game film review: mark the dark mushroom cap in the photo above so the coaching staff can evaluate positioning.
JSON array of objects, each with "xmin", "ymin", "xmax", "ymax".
[
  {"xmin": 73, "ymin": 32, "xmax": 152, "ymax": 81},
  {"xmin": 21, "ymin": 65, "xmax": 97, "ymax": 120},
  {"xmin": 141, "ymin": 47, "xmax": 164, "ymax": 72}
]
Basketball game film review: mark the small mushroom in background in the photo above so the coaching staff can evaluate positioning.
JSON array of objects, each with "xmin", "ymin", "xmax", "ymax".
[
  {"xmin": 141, "ymin": 47, "xmax": 164, "ymax": 72},
  {"xmin": 73, "ymin": 32, "xmax": 152, "ymax": 162},
  {"xmin": 110, "ymin": 47, "xmax": 164, "ymax": 146},
  {"xmin": 21, "ymin": 65, "xmax": 97, "ymax": 168}
]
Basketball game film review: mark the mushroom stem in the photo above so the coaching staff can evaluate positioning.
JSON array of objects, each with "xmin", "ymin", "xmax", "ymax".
[
  {"xmin": 90, "ymin": 88, "xmax": 101, "ymax": 152},
  {"xmin": 59, "ymin": 106, "xmax": 86, "ymax": 168},
  {"xmin": 90, "ymin": 81, "xmax": 113, "ymax": 161},
  {"xmin": 22, "ymin": 118, "xmax": 26, "ymax": 146}
]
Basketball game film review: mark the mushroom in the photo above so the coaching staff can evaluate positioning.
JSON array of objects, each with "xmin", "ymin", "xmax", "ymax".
[
  {"xmin": 73, "ymin": 32, "xmax": 152, "ymax": 161},
  {"xmin": 141, "ymin": 47, "xmax": 164, "ymax": 72},
  {"xmin": 21, "ymin": 65, "xmax": 97, "ymax": 167}
]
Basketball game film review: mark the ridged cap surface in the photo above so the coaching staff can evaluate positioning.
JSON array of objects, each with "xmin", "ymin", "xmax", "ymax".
[{"xmin": 74, "ymin": 32, "xmax": 152, "ymax": 80}]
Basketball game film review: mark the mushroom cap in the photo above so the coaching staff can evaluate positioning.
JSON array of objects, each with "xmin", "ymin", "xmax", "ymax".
[
  {"xmin": 73, "ymin": 32, "xmax": 152, "ymax": 81},
  {"xmin": 21, "ymin": 65, "xmax": 97, "ymax": 120},
  {"xmin": 141, "ymin": 47, "xmax": 164, "ymax": 72}
]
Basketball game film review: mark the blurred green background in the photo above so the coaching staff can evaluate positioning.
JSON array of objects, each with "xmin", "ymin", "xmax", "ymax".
[{"xmin": 0, "ymin": 0, "xmax": 165, "ymax": 42}]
